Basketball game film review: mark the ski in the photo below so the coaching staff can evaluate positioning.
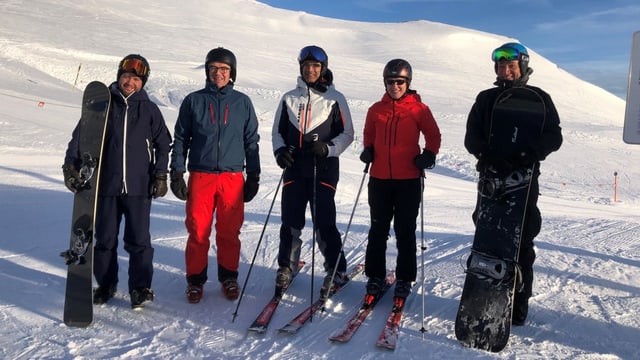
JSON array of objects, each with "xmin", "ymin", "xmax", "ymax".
[
  {"xmin": 328, "ymin": 270, "xmax": 396, "ymax": 343},
  {"xmin": 376, "ymin": 296, "xmax": 406, "ymax": 350},
  {"xmin": 248, "ymin": 261, "xmax": 305, "ymax": 333},
  {"xmin": 278, "ymin": 263, "xmax": 365, "ymax": 334}
]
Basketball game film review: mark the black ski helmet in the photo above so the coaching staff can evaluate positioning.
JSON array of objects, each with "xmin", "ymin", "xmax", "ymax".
[
  {"xmin": 297, "ymin": 45, "xmax": 328, "ymax": 77},
  {"xmin": 492, "ymin": 42, "xmax": 529, "ymax": 76},
  {"xmin": 117, "ymin": 54, "xmax": 150, "ymax": 87},
  {"xmin": 383, "ymin": 59, "xmax": 412, "ymax": 85},
  {"xmin": 205, "ymin": 47, "xmax": 237, "ymax": 82}
]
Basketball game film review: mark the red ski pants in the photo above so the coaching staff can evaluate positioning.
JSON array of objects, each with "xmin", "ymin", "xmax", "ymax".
[{"xmin": 184, "ymin": 171, "xmax": 244, "ymax": 280}]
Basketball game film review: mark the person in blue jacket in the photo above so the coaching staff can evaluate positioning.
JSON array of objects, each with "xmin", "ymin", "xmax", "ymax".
[
  {"xmin": 63, "ymin": 54, "xmax": 172, "ymax": 309},
  {"xmin": 170, "ymin": 47, "xmax": 261, "ymax": 303}
]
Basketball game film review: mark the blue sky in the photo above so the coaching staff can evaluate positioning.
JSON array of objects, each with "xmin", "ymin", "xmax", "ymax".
[{"xmin": 261, "ymin": 0, "xmax": 639, "ymax": 98}]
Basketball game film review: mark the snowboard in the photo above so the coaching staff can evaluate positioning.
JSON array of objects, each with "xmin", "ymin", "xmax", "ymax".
[
  {"xmin": 60, "ymin": 81, "xmax": 110, "ymax": 327},
  {"xmin": 455, "ymin": 87, "xmax": 545, "ymax": 352}
]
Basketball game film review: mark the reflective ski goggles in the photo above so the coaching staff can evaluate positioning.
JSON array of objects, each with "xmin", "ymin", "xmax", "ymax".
[
  {"xmin": 491, "ymin": 47, "xmax": 521, "ymax": 62},
  {"xmin": 120, "ymin": 58, "xmax": 149, "ymax": 77},
  {"xmin": 298, "ymin": 46, "xmax": 327, "ymax": 64}
]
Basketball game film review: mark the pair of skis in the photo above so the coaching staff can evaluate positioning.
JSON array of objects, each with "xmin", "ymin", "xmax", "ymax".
[
  {"xmin": 328, "ymin": 270, "xmax": 405, "ymax": 350},
  {"xmin": 248, "ymin": 263, "xmax": 364, "ymax": 333}
]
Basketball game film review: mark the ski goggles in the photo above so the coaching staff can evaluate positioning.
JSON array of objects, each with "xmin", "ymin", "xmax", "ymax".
[
  {"xmin": 491, "ymin": 47, "xmax": 521, "ymax": 62},
  {"xmin": 298, "ymin": 46, "xmax": 327, "ymax": 64},
  {"xmin": 120, "ymin": 58, "xmax": 149, "ymax": 77}
]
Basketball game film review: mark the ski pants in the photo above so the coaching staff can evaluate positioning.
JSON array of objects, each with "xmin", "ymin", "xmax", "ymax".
[
  {"xmin": 278, "ymin": 176, "xmax": 346, "ymax": 274},
  {"xmin": 365, "ymin": 177, "xmax": 422, "ymax": 282},
  {"xmin": 472, "ymin": 174, "xmax": 541, "ymax": 303},
  {"xmin": 184, "ymin": 171, "xmax": 244, "ymax": 285},
  {"xmin": 94, "ymin": 195, "xmax": 153, "ymax": 292}
]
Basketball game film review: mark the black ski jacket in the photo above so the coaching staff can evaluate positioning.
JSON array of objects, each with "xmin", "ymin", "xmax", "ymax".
[
  {"xmin": 65, "ymin": 83, "xmax": 172, "ymax": 196},
  {"xmin": 464, "ymin": 80, "xmax": 563, "ymax": 163}
]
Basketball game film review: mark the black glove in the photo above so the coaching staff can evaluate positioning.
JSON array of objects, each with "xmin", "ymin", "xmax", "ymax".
[
  {"xmin": 414, "ymin": 150, "xmax": 436, "ymax": 169},
  {"xmin": 304, "ymin": 140, "xmax": 329, "ymax": 158},
  {"xmin": 150, "ymin": 172, "xmax": 168, "ymax": 198},
  {"xmin": 478, "ymin": 156, "xmax": 513, "ymax": 176},
  {"xmin": 243, "ymin": 172, "xmax": 260, "ymax": 202},
  {"xmin": 514, "ymin": 147, "xmax": 539, "ymax": 167},
  {"xmin": 275, "ymin": 147, "xmax": 294, "ymax": 169},
  {"xmin": 170, "ymin": 170, "xmax": 188, "ymax": 201},
  {"xmin": 359, "ymin": 146, "xmax": 373, "ymax": 164},
  {"xmin": 62, "ymin": 164, "xmax": 82, "ymax": 193}
]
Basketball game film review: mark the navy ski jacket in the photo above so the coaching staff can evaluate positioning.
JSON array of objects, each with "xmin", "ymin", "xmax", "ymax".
[
  {"xmin": 171, "ymin": 82, "xmax": 261, "ymax": 175},
  {"xmin": 65, "ymin": 82, "xmax": 172, "ymax": 197}
]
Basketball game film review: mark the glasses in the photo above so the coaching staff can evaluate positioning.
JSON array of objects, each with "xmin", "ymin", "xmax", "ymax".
[
  {"xmin": 298, "ymin": 45, "xmax": 328, "ymax": 63},
  {"xmin": 120, "ymin": 58, "xmax": 149, "ymax": 77},
  {"xmin": 209, "ymin": 66, "xmax": 231, "ymax": 74},
  {"xmin": 385, "ymin": 79, "xmax": 406, "ymax": 86},
  {"xmin": 491, "ymin": 47, "xmax": 521, "ymax": 62}
]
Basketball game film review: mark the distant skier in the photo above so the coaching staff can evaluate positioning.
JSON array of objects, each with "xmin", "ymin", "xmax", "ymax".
[
  {"xmin": 63, "ymin": 54, "xmax": 172, "ymax": 309},
  {"xmin": 464, "ymin": 42, "xmax": 563, "ymax": 325},
  {"xmin": 359, "ymin": 59, "xmax": 441, "ymax": 300}
]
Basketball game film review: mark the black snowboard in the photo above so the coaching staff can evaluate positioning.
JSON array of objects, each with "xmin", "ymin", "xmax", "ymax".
[
  {"xmin": 455, "ymin": 87, "xmax": 545, "ymax": 352},
  {"xmin": 61, "ymin": 81, "xmax": 110, "ymax": 327}
]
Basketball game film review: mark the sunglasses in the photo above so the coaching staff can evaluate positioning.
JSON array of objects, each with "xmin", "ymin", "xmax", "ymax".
[
  {"xmin": 208, "ymin": 66, "xmax": 231, "ymax": 74},
  {"xmin": 385, "ymin": 79, "xmax": 406, "ymax": 86},
  {"xmin": 298, "ymin": 45, "xmax": 328, "ymax": 63},
  {"xmin": 120, "ymin": 58, "xmax": 149, "ymax": 77},
  {"xmin": 491, "ymin": 47, "xmax": 521, "ymax": 62}
]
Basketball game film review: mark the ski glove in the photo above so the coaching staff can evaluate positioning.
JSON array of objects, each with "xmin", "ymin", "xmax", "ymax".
[
  {"xmin": 514, "ymin": 147, "xmax": 540, "ymax": 167},
  {"xmin": 243, "ymin": 172, "xmax": 260, "ymax": 202},
  {"xmin": 414, "ymin": 150, "xmax": 436, "ymax": 170},
  {"xmin": 359, "ymin": 146, "xmax": 374, "ymax": 164},
  {"xmin": 304, "ymin": 140, "xmax": 329, "ymax": 158},
  {"xmin": 150, "ymin": 172, "xmax": 168, "ymax": 198},
  {"xmin": 170, "ymin": 170, "xmax": 188, "ymax": 201},
  {"xmin": 478, "ymin": 156, "xmax": 513, "ymax": 177},
  {"xmin": 62, "ymin": 164, "xmax": 82, "ymax": 193},
  {"xmin": 275, "ymin": 147, "xmax": 295, "ymax": 169}
]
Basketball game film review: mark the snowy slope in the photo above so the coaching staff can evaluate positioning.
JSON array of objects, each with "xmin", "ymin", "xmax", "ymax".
[{"xmin": 0, "ymin": 0, "xmax": 638, "ymax": 359}]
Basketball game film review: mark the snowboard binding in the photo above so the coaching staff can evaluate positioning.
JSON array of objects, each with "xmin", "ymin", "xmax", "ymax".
[
  {"xmin": 465, "ymin": 252, "xmax": 516, "ymax": 288},
  {"xmin": 71, "ymin": 153, "xmax": 97, "ymax": 190},
  {"xmin": 478, "ymin": 168, "xmax": 531, "ymax": 199},
  {"xmin": 60, "ymin": 228, "xmax": 92, "ymax": 265}
]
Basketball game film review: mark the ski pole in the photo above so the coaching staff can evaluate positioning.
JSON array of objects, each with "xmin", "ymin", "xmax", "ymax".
[
  {"xmin": 419, "ymin": 173, "xmax": 427, "ymax": 339},
  {"xmin": 323, "ymin": 162, "xmax": 370, "ymax": 310},
  {"xmin": 310, "ymin": 134, "xmax": 319, "ymax": 322},
  {"xmin": 232, "ymin": 171, "xmax": 284, "ymax": 322}
]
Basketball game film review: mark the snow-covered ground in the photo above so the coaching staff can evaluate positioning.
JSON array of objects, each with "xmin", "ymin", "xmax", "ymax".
[{"xmin": 0, "ymin": 1, "xmax": 638, "ymax": 359}]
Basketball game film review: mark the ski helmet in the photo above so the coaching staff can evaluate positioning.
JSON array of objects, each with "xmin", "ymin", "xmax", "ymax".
[
  {"xmin": 297, "ymin": 45, "xmax": 328, "ymax": 77},
  {"xmin": 205, "ymin": 47, "xmax": 237, "ymax": 82},
  {"xmin": 117, "ymin": 54, "xmax": 150, "ymax": 87},
  {"xmin": 491, "ymin": 42, "xmax": 529, "ymax": 76},
  {"xmin": 383, "ymin": 59, "xmax": 412, "ymax": 84}
]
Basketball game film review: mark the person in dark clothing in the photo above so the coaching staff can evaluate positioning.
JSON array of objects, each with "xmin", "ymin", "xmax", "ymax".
[
  {"xmin": 271, "ymin": 45, "xmax": 354, "ymax": 297},
  {"xmin": 170, "ymin": 47, "xmax": 261, "ymax": 303},
  {"xmin": 464, "ymin": 42, "xmax": 563, "ymax": 326},
  {"xmin": 359, "ymin": 59, "xmax": 441, "ymax": 301},
  {"xmin": 63, "ymin": 54, "xmax": 172, "ymax": 309}
]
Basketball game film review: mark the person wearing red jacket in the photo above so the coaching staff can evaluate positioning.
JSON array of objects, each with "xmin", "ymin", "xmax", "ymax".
[{"xmin": 359, "ymin": 59, "xmax": 441, "ymax": 300}]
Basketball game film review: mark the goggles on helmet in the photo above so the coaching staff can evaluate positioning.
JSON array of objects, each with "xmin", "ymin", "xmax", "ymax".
[
  {"xmin": 297, "ymin": 46, "xmax": 327, "ymax": 64},
  {"xmin": 491, "ymin": 47, "xmax": 521, "ymax": 62},
  {"xmin": 120, "ymin": 58, "xmax": 149, "ymax": 77}
]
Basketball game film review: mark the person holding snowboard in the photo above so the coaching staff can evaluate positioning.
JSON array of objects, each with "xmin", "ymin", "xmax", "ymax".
[
  {"xmin": 271, "ymin": 45, "xmax": 354, "ymax": 297},
  {"xmin": 170, "ymin": 47, "xmax": 261, "ymax": 303},
  {"xmin": 359, "ymin": 59, "xmax": 441, "ymax": 301},
  {"xmin": 63, "ymin": 54, "xmax": 172, "ymax": 309},
  {"xmin": 464, "ymin": 42, "xmax": 562, "ymax": 325}
]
